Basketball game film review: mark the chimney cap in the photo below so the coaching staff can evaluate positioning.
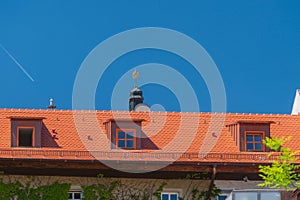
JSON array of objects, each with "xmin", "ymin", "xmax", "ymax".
[{"xmin": 47, "ymin": 98, "xmax": 56, "ymax": 109}]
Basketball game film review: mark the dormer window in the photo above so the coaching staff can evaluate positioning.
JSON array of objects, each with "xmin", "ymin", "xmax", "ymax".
[
  {"xmin": 245, "ymin": 131, "xmax": 264, "ymax": 151},
  {"xmin": 10, "ymin": 117, "xmax": 44, "ymax": 148},
  {"xmin": 104, "ymin": 119, "xmax": 143, "ymax": 150},
  {"xmin": 116, "ymin": 129, "xmax": 136, "ymax": 149},
  {"xmin": 226, "ymin": 120, "xmax": 273, "ymax": 152},
  {"xmin": 18, "ymin": 127, "xmax": 34, "ymax": 147}
]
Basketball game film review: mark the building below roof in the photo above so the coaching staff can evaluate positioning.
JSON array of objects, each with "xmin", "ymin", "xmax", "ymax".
[{"xmin": 0, "ymin": 108, "xmax": 299, "ymax": 200}]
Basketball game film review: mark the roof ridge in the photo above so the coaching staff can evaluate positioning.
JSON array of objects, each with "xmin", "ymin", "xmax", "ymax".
[{"xmin": 0, "ymin": 108, "xmax": 295, "ymax": 117}]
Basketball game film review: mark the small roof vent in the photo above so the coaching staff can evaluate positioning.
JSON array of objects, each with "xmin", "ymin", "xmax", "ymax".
[{"xmin": 47, "ymin": 98, "xmax": 56, "ymax": 109}]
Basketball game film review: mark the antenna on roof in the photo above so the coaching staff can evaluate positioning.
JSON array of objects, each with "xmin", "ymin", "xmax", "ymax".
[{"xmin": 48, "ymin": 98, "xmax": 56, "ymax": 109}]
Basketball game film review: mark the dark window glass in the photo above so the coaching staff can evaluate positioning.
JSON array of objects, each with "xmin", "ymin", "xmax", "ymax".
[
  {"xmin": 246, "ymin": 132, "xmax": 264, "ymax": 151},
  {"xmin": 246, "ymin": 143, "xmax": 253, "ymax": 150},
  {"xmin": 161, "ymin": 193, "xmax": 178, "ymax": 200},
  {"xmin": 170, "ymin": 194, "xmax": 178, "ymax": 200},
  {"xmin": 19, "ymin": 128, "xmax": 33, "ymax": 147},
  {"xmin": 118, "ymin": 131, "xmax": 125, "ymax": 138},
  {"xmin": 118, "ymin": 140, "xmax": 125, "ymax": 147},
  {"xmin": 126, "ymin": 132, "xmax": 134, "ymax": 138},
  {"xmin": 246, "ymin": 135, "xmax": 253, "ymax": 141},
  {"xmin": 254, "ymin": 135, "xmax": 262, "ymax": 142},
  {"xmin": 74, "ymin": 192, "xmax": 81, "ymax": 199},
  {"xmin": 162, "ymin": 194, "xmax": 168, "ymax": 200},
  {"xmin": 255, "ymin": 143, "xmax": 262, "ymax": 150},
  {"xmin": 218, "ymin": 196, "xmax": 227, "ymax": 200},
  {"xmin": 68, "ymin": 192, "xmax": 82, "ymax": 200},
  {"xmin": 116, "ymin": 130, "xmax": 135, "ymax": 149},
  {"xmin": 126, "ymin": 140, "xmax": 134, "ymax": 148}
]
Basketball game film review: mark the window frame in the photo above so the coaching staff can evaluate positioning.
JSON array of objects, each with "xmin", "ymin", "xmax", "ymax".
[
  {"xmin": 116, "ymin": 128, "xmax": 136, "ymax": 149},
  {"xmin": 68, "ymin": 191, "xmax": 82, "ymax": 200},
  {"xmin": 232, "ymin": 190, "xmax": 280, "ymax": 200},
  {"xmin": 17, "ymin": 126, "xmax": 35, "ymax": 147},
  {"xmin": 161, "ymin": 192, "xmax": 179, "ymax": 200},
  {"xmin": 244, "ymin": 131, "xmax": 265, "ymax": 152}
]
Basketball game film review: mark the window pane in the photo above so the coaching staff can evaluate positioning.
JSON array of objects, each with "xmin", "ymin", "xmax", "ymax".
[
  {"xmin": 68, "ymin": 193, "xmax": 73, "ymax": 199},
  {"xmin": 254, "ymin": 135, "xmax": 262, "ymax": 142},
  {"xmin": 235, "ymin": 192, "xmax": 257, "ymax": 200},
  {"xmin": 118, "ymin": 131, "xmax": 125, "ymax": 138},
  {"xmin": 261, "ymin": 192, "xmax": 280, "ymax": 200},
  {"xmin": 74, "ymin": 192, "xmax": 81, "ymax": 199},
  {"xmin": 126, "ymin": 132, "xmax": 134, "ymax": 138},
  {"xmin": 161, "ymin": 194, "xmax": 169, "ymax": 200},
  {"xmin": 246, "ymin": 143, "xmax": 253, "ymax": 150},
  {"xmin": 126, "ymin": 140, "xmax": 134, "ymax": 148},
  {"xmin": 170, "ymin": 194, "xmax": 178, "ymax": 200},
  {"xmin": 218, "ymin": 195, "xmax": 228, "ymax": 200},
  {"xmin": 255, "ymin": 143, "xmax": 262, "ymax": 150},
  {"xmin": 246, "ymin": 135, "xmax": 253, "ymax": 141},
  {"xmin": 118, "ymin": 140, "xmax": 125, "ymax": 147},
  {"xmin": 19, "ymin": 128, "xmax": 33, "ymax": 147}
]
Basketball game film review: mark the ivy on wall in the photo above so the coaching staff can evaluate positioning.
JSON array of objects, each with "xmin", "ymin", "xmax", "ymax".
[
  {"xmin": 152, "ymin": 182, "xmax": 167, "ymax": 200},
  {"xmin": 0, "ymin": 174, "xmax": 221, "ymax": 200},
  {"xmin": 81, "ymin": 174, "xmax": 119, "ymax": 200},
  {"xmin": 0, "ymin": 179, "xmax": 70, "ymax": 200},
  {"xmin": 184, "ymin": 173, "xmax": 221, "ymax": 200}
]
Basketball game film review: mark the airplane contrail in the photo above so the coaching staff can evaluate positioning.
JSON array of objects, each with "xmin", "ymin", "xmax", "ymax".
[{"xmin": 0, "ymin": 44, "xmax": 34, "ymax": 82}]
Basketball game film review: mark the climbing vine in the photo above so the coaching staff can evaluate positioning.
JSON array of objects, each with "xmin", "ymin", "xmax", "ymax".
[
  {"xmin": 187, "ymin": 184, "xmax": 221, "ymax": 200},
  {"xmin": 184, "ymin": 173, "xmax": 221, "ymax": 200},
  {"xmin": 81, "ymin": 174, "xmax": 120, "ymax": 200},
  {"xmin": 152, "ymin": 182, "xmax": 167, "ymax": 200},
  {"xmin": 0, "ymin": 179, "xmax": 70, "ymax": 200},
  {"xmin": 0, "ymin": 174, "xmax": 221, "ymax": 200}
]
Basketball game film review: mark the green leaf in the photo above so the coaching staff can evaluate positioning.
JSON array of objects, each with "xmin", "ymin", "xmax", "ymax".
[{"xmin": 258, "ymin": 136, "xmax": 300, "ymax": 190}]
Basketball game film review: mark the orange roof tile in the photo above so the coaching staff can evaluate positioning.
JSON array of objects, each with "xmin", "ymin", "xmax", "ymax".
[{"xmin": 0, "ymin": 109, "xmax": 300, "ymax": 163}]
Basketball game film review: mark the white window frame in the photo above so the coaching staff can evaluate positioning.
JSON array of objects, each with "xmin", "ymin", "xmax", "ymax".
[
  {"xmin": 161, "ymin": 191, "xmax": 180, "ymax": 200},
  {"xmin": 68, "ymin": 191, "xmax": 82, "ymax": 200},
  {"xmin": 68, "ymin": 186, "xmax": 83, "ymax": 200}
]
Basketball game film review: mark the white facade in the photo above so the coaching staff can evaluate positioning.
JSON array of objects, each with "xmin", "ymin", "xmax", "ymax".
[{"xmin": 291, "ymin": 89, "xmax": 300, "ymax": 115}]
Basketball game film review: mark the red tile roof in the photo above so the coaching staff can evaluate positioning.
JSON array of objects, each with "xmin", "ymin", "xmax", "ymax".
[{"xmin": 0, "ymin": 108, "xmax": 300, "ymax": 163}]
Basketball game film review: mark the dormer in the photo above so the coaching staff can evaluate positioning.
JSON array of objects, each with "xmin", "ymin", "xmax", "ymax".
[
  {"xmin": 104, "ymin": 119, "xmax": 144, "ymax": 150},
  {"xmin": 9, "ymin": 116, "xmax": 44, "ymax": 148},
  {"xmin": 226, "ymin": 120, "xmax": 274, "ymax": 152}
]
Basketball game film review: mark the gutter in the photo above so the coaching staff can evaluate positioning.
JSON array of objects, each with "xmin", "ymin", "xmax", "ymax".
[{"xmin": 206, "ymin": 164, "xmax": 217, "ymax": 200}]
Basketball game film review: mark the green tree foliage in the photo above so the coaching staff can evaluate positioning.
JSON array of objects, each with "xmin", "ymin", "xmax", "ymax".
[{"xmin": 258, "ymin": 136, "xmax": 300, "ymax": 190}]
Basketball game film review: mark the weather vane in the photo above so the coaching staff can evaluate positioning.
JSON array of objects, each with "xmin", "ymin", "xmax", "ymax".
[{"xmin": 132, "ymin": 69, "xmax": 139, "ymax": 88}]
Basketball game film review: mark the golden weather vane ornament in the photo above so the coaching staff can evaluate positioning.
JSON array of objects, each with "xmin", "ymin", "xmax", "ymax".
[{"xmin": 132, "ymin": 69, "xmax": 139, "ymax": 88}]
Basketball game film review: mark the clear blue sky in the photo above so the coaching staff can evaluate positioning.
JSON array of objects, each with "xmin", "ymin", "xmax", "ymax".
[{"xmin": 0, "ymin": 1, "xmax": 299, "ymax": 114}]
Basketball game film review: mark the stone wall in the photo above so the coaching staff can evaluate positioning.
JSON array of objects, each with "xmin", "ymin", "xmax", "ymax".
[{"xmin": 0, "ymin": 175, "xmax": 211, "ymax": 199}]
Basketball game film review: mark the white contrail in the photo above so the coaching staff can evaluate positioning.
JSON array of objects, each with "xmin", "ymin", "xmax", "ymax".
[{"xmin": 0, "ymin": 44, "xmax": 34, "ymax": 82}]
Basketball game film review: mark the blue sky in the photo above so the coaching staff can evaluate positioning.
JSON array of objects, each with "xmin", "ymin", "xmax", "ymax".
[{"xmin": 0, "ymin": 1, "xmax": 299, "ymax": 114}]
